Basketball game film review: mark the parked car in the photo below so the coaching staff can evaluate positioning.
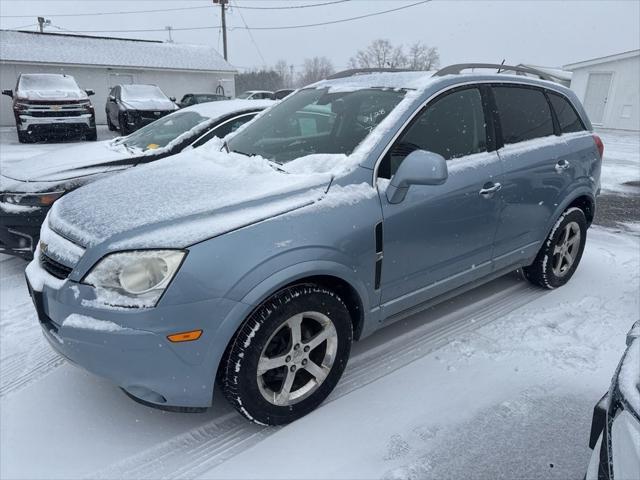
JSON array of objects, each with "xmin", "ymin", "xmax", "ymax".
[
  {"xmin": 26, "ymin": 65, "xmax": 603, "ymax": 425},
  {"xmin": 585, "ymin": 321, "xmax": 639, "ymax": 480},
  {"xmin": 2, "ymin": 73, "xmax": 96, "ymax": 143},
  {"xmin": 236, "ymin": 90, "xmax": 274, "ymax": 100},
  {"xmin": 274, "ymin": 89, "xmax": 295, "ymax": 100},
  {"xmin": 178, "ymin": 93, "xmax": 228, "ymax": 108},
  {"xmin": 106, "ymin": 84, "xmax": 178, "ymax": 135},
  {"xmin": 0, "ymin": 99, "xmax": 273, "ymax": 259}
]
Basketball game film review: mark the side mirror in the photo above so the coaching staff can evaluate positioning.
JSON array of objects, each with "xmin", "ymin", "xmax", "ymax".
[
  {"xmin": 85, "ymin": 89, "xmax": 95, "ymax": 96},
  {"xmin": 2, "ymin": 89, "xmax": 13, "ymax": 98},
  {"xmin": 169, "ymin": 96, "xmax": 176, "ymax": 102},
  {"xmin": 108, "ymin": 95, "xmax": 116, "ymax": 102},
  {"xmin": 386, "ymin": 150, "xmax": 448, "ymax": 204}
]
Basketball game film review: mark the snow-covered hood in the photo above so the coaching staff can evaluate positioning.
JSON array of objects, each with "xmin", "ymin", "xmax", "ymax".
[
  {"xmin": 122, "ymin": 98, "xmax": 177, "ymax": 111},
  {"xmin": 16, "ymin": 89, "xmax": 88, "ymax": 102},
  {"xmin": 1, "ymin": 140, "xmax": 132, "ymax": 184},
  {"xmin": 48, "ymin": 146, "xmax": 333, "ymax": 251}
]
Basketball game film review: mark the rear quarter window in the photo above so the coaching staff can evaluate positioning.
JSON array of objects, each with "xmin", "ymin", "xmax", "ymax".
[
  {"xmin": 493, "ymin": 86, "xmax": 554, "ymax": 144},
  {"xmin": 548, "ymin": 92, "xmax": 585, "ymax": 134}
]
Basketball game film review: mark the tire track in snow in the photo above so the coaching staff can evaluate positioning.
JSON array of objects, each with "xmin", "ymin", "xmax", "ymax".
[
  {"xmin": 92, "ymin": 279, "xmax": 544, "ymax": 480},
  {"xmin": 0, "ymin": 340, "xmax": 64, "ymax": 397}
]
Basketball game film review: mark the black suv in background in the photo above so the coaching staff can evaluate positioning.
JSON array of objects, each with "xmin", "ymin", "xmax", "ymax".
[
  {"xmin": 178, "ymin": 93, "xmax": 228, "ymax": 108},
  {"xmin": 2, "ymin": 73, "xmax": 97, "ymax": 143},
  {"xmin": 106, "ymin": 84, "xmax": 178, "ymax": 135}
]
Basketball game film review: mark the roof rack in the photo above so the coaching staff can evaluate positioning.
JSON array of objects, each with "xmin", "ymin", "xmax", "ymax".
[
  {"xmin": 434, "ymin": 63, "xmax": 554, "ymax": 81},
  {"xmin": 326, "ymin": 68, "xmax": 418, "ymax": 80}
]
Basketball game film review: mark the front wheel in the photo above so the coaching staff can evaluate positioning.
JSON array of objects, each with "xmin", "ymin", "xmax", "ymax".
[
  {"xmin": 221, "ymin": 284, "xmax": 353, "ymax": 425},
  {"xmin": 524, "ymin": 207, "xmax": 587, "ymax": 289}
]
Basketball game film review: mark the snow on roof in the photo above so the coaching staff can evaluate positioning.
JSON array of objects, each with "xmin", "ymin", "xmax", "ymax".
[
  {"xmin": 564, "ymin": 49, "xmax": 640, "ymax": 71},
  {"xmin": 310, "ymin": 71, "xmax": 436, "ymax": 92},
  {"xmin": 187, "ymin": 99, "xmax": 275, "ymax": 117},
  {"xmin": 0, "ymin": 30, "xmax": 236, "ymax": 73}
]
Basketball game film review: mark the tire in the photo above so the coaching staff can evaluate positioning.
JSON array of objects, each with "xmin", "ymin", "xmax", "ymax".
[
  {"xmin": 221, "ymin": 284, "xmax": 353, "ymax": 425},
  {"xmin": 17, "ymin": 129, "xmax": 33, "ymax": 143},
  {"xmin": 524, "ymin": 207, "xmax": 587, "ymax": 289},
  {"xmin": 106, "ymin": 114, "xmax": 116, "ymax": 131},
  {"xmin": 85, "ymin": 127, "xmax": 97, "ymax": 141}
]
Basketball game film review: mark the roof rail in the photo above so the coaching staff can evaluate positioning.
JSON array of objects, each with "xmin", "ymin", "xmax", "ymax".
[
  {"xmin": 434, "ymin": 63, "xmax": 554, "ymax": 81},
  {"xmin": 326, "ymin": 68, "xmax": 419, "ymax": 80}
]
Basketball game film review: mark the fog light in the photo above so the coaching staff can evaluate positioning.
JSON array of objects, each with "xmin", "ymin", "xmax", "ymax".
[{"xmin": 167, "ymin": 330, "xmax": 202, "ymax": 343}]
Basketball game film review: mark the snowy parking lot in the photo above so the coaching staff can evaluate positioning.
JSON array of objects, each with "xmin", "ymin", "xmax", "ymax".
[{"xmin": 1, "ymin": 127, "xmax": 639, "ymax": 479}]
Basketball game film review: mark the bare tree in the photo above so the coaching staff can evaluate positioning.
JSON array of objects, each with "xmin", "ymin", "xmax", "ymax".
[
  {"xmin": 273, "ymin": 59, "xmax": 292, "ymax": 88},
  {"xmin": 297, "ymin": 56, "xmax": 334, "ymax": 86},
  {"xmin": 349, "ymin": 39, "xmax": 406, "ymax": 69},
  {"xmin": 406, "ymin": 42, "xmax": 440, "ymax": 70},
  {"xmin": 349, "ymin": 39, "xmax": 440, "ymax": 71}
]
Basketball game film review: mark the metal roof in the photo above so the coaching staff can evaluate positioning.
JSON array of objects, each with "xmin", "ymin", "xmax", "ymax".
[{"xmin": 0, "ymin": 30, "xmax": 236, "ymax": 73}]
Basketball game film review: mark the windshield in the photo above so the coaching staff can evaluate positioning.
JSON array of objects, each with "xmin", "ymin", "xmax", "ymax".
[
  {"xmin": 194, "ymin": 94, "xmax": 226, "ymax": 103},
  {"xmin": 121, "ymin": 85, "xmax": 168, "ymax": 101},
  {"xmin": 227, "ymin": 87, "xmax": 406, "ymax": 163},
  {"xmin": 117, "ymin": 110, "xmax": 210, "ymax": 151},
  {"xmin": 19, "ymin": 74, "xmax": 80, "ymax": 92},
  {"xmin": 236, "ymin": 91, "xmax": 253, "ymax": 99}
]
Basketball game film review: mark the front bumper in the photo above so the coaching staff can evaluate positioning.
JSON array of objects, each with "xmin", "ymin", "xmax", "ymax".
[
  {"xmin": 0, "ymin": 206, "xmax": 48, "ymax": 258},
  {"xmin": 17, "ymin": 113, "xmax": 95, "ymax": 132},
  {"xmin": 25, "ymin": 263, "xmax": 241, "ymax": 409}
]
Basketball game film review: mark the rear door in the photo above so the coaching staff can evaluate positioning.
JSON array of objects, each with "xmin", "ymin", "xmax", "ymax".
[
  {"xmin": 378, "ymin": 86, "xmax": 503, "ymax": 318},
  {"xmin": 490, "ymin": 85, "xmax": 573, "ymax": 270}
]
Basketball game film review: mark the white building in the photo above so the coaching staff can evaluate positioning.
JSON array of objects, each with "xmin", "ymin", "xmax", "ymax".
[
  {"xmin": 0, "ymin": 30, "xmax": 236, "ymax": 126},
  {"xmin": 565, "ymin": 50, "xmax": 639, "ymax": 131}
]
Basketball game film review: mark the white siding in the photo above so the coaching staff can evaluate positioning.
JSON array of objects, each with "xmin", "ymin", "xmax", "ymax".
[
  {"xmin": 0, "ymin": 62, "xmax": 235, "ymax": 126},
  {"xmin": 569, "ymin": 55, "xmax": 639, "ymax": 131}
]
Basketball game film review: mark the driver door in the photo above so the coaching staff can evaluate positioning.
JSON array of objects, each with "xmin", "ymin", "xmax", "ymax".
[{"xmin": 378, "ymin": 86, "xmax": 504, "ymax": 319}]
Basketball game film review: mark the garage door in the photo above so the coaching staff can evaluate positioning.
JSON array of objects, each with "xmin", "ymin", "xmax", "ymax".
[{"xmin": 583, "ymin": 72, "xmax": 613, "ymax": 125}]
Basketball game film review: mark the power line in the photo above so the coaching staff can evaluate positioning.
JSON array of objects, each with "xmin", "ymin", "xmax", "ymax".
[
  {"xmin": 232, "ymin": 0, "xmax": 267, "ymax": 66},
  {"xmin": 21, "ymin": 1, "xmax": 431, "ymax": 34},
  {"xmin": 0, "ymin": 0, "xmax": 351, "ymax": 18}
]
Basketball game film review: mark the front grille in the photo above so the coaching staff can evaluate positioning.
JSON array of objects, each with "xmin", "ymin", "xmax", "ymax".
[
  {"xmin": 40, "ymin": 251, "xmax": 73, "ymax": 279},
  {"xmin": 28, "ymin": 110, "xmax": 86, "ymax": 118}
]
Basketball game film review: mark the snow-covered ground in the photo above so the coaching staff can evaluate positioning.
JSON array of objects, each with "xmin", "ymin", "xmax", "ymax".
[
  {"xmin": 599, "ymin": 129, "xmax": 640, "ymax": 195},
  {"xmin": 0, "ymin": 127, "xmax": 639, "ymax": 479}
]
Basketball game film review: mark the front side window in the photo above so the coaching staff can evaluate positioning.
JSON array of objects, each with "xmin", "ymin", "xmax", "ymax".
[
  {"xmin": 493, "ymin": 86, "xmax": 554, "ymax": 144},
  {"xmin": 548, "ymin": 92, "xmax": 585, "ymax": 134},
  {"xmin": 192, "ymin": 113, "xmax": 258, "ymax": 148},
  {"xmin": 227, "ymin": 87, "xmax": 406, "ymax": 164},
  {"xmin": 379, "ymin": 88, "xmax": 487, "ymax": 178}
]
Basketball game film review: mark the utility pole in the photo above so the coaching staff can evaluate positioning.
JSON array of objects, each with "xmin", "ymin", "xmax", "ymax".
[
  {"xmin": 213, "ymin": 0, "xmax": 229, "ymax": 61},
  {"xmin": 37, "ymin": 16, "xmax": 50, "ymax": 33},
  {"xmin": 165, "ymin": 26, "xmax": 173, "ymax": 43}
]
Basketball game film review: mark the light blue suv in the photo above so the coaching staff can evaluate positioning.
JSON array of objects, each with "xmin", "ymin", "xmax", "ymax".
[{"xmin": 26, "ymin": 65, "xmax": 603, "ymax": 425}]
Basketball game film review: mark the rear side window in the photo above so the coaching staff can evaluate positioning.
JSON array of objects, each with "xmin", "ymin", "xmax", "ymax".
[
  {"xmin": 493, "ymin": 86, "xmax": 553, "ymax": 144},
  {"xmin": 379, "ymin": 87, "xmax": 487, "ymax": 178},
  {"xmin": 548, "ymin": 92, "xmax": 585, "ymax": 134},
  {"xmin": 192, "ymin": 113, "xmax": 257, "ymax": 148}
]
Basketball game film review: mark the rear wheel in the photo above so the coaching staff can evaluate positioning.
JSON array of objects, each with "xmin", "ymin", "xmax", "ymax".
[
  {"xmin": 524, "ymin": 207, "xmax": 587, "ymax": 289},
  {"xmin": 221, "ymin": 284, "xmax": 353, "ymax": 425}
]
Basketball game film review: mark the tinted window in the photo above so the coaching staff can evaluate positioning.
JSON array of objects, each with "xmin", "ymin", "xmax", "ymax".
[
  {"xmin": 380, "ymin": 88, "xmax": 487, "ymax": 178},
  {"xmin": 493, "ymin": 86, "xmax": 553, "ymax": 144},
  {"xmin": 194, "ymin": 113, "xmax": 257, "ymax": 146},
  {"xmin": 548, "ymin": 92, "xmax": 585, "ymax": 134}
]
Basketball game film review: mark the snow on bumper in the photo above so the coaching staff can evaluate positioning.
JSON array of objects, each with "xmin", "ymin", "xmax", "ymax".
[{"xmin": 25, "ymin": 266, "xmax": 240, "ymax": 409}]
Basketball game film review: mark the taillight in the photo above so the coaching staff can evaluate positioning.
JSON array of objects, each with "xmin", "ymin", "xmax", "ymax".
[{"xmin": 593, "ymin": 134, "xmax": 604, "ymax": 159}]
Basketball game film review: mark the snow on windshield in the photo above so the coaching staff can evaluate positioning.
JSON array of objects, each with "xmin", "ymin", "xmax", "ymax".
[
  {"xmin": 18, "ymin": 74, "xmax": 80, "ymax": 92},
  {"xmin": 121, "ymin": 84, "xmax": 168, "ymax": 101}
]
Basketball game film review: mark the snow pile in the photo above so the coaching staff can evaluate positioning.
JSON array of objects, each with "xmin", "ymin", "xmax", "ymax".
[
  {"xmin": 0, "ymin": 201, "xmax": 40, "ymax": 214},
  {"xmin": 284, "ymin": 154, "xmax": 351, "ymax": 175},
  {"xmin": 618, "ymin": 337, "xmax": 640, "ymax": 413},
  {"xmin": 62, "ymin": 314, "xmax": 126, "ymax": 332}
]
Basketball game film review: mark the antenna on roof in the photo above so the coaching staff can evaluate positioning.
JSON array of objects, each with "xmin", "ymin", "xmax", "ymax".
[{"xmin": 496, "ymin": 59, "xmax": 505, "ymax": 74}]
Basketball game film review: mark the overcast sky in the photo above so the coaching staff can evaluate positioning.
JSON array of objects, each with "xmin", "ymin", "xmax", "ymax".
[{"xmin": 1, "ymin": 0, "xmax": 638, "ymax": 73}]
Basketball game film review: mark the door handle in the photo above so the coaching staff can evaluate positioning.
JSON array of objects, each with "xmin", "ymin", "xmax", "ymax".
[
  {"xmin": 555, "ymin": 159, "xmax": 570, "ymax": 173},
  {"xmin": 479, "ymin": 182, "xmax": 502, "ymax": 198}
]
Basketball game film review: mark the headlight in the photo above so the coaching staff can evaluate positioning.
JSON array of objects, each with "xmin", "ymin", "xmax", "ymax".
[
  {"xmin": 82, "ymin": 250, "xmax": 186, "ymax": 308},
  {"xmin": 1, "ymin": 191, "xmax": 64, "ymax": 207}
]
